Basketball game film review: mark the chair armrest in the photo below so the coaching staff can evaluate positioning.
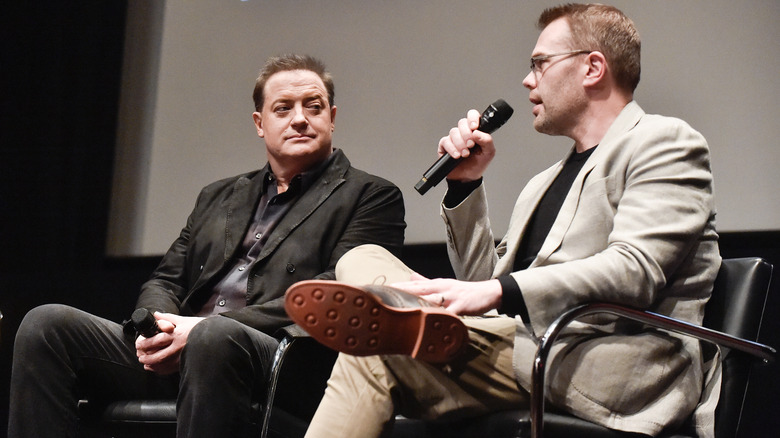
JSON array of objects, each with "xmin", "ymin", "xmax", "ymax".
[
  {"xmin": 274, "ymin": 323, "xmax": 313, "ymax": 340},
  {"xmin": 261, "ymin": 325, "xmax": 338, "ymax": 438},
  {"xmin": 529, "ymin": 303, "xmax": 777, "ymax": 438},
  {"xmin": 261, "ymin": 325, "xmax": 306, "ymax": 438}
]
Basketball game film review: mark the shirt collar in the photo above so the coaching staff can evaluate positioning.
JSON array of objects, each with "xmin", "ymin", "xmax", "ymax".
[{"xmin": 262, "ymin": 149, "xmax": 338, "ymax": 196}]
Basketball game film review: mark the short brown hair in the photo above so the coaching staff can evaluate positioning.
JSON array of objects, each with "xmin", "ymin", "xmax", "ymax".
[
  {"xmin": 252, "ymin": 54, "xmax": 335, "ymax": 110},
  {"xmin": 539, "ymin": 3, "xmax": 641, "ymax": 93}
]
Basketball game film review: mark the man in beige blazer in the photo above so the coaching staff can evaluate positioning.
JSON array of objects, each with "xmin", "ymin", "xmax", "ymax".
[{"xmin": 290, "ymin": 4, "xmax": 720, "ymax": 437}]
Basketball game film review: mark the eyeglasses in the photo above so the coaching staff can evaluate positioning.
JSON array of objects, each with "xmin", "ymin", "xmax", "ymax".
[{"xmin": 530, "ymin": 50, "xmax": 592, "ymax": 76}]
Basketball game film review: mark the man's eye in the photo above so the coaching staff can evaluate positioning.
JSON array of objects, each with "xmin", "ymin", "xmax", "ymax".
[{"xmin": 274, "ymin": 106, "xmax": 290, "ymax": 114}]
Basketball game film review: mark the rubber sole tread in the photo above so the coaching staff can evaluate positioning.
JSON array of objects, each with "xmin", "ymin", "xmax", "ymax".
[{"xmin": 285, "ymin": 280, "xmax": 467, "ymax": 363}]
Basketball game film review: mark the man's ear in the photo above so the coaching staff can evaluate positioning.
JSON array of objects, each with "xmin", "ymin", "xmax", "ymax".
[
  {"xmin": 252, "ymin": 112, "xmax": 264, "ymax": 138},
  {"xmin": 583, "ymin": 51, "xmax": 608, "ymax": 88}
]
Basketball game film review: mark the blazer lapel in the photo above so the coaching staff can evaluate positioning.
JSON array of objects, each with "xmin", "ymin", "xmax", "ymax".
[
  {"xmin": 498, "ymin": 161, "xmax": 564, "ymax": 273},
  {"xmin": 186, "ymin": 170, "xmax": 264, "ymax": 297},
  {"xmin": 223, "ymin": 171, "xmax": 266, "ymax": 261},
  {"xmin": 596, "ymin": 100, "xmax": 644, "ymax": 151},
  {"xmin": 533, "ymin": 158, "xmax": 595, "ymax": 265}
]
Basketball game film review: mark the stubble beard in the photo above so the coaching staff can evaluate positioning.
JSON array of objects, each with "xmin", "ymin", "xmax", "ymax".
[{"xmin": 533, "ymin": 90, "xmax": 588, "ymax": 138}]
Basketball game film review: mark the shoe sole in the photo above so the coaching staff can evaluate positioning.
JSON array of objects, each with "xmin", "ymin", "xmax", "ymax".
[{"xmin": 285, "ymin": 280, "xmax": 468, "ymax": 363}]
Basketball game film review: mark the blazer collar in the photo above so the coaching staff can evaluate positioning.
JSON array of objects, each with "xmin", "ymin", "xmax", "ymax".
[{"xmin": 587, "ymin": 100, "xmax": 644, "ymax": 164}]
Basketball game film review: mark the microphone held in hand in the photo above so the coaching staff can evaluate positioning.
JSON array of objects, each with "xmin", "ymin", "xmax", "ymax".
[
  {"xmin": 414, "ymin": 99, "xmax": 514, "ymax": 195},
  {"xmin": 131, "ymin": 308, "xmax": 161, "ymax": 338}
]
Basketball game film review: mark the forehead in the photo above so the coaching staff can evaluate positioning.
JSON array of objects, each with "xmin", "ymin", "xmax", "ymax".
[
  {"xmin": 532, "ymin": 18, "xmax": 573, "ymax": 55},
  {"xmin": 263, "ymin": 69, "xmax": 327, "ymax": 103}
]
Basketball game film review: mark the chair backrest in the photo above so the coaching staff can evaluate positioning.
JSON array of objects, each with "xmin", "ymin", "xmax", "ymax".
[{"xmin": 702, "ymin": 257, "xmax": 773, "ymax": 438}]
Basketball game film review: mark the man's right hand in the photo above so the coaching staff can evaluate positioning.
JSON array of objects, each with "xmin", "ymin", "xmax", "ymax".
[{"xmin": 437, "ymin": 109, "xmax": 496, "ymax": 182}]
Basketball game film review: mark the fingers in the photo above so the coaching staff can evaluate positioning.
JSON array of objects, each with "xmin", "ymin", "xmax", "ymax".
[
  {"xmin": 419, "ymin": 293, "xmax": 444, "ymax": 307},
  {"xmin": 456, "ymin": 117, "xmax": 476, "ymax": 155},
  {"xmin": 135, "ymin": 314, "xmax": 202, "ymax": 376},
  {"xmin": 438, "ymin": 109, "xmax": 483, "ymax": 159},
  {"xmin": 152, "ymin": 312, "xmax": 179, "ymax": 334},
  {"xmin": 466, "ymin": 108, "xmax": 481, "ymax": 123},
  {"xmin": 136, "ymin": 332, "xmax": 180, "ymax": 375},
  {"xmin": 438, "ymin": 129, "xmax": 466, "ymax": 160},
  {"xmin": 135, "ymin": 331, "xmax": 170, "ymax": 353},
  {"xmin": 437, "ymin": 110, "xmax": 496, "ymax": 179},
  {"xmin": 138, "ymin": 348, "xmax": 179, "ymax": 375},
  {"xmin": 392, "ymin": 279, "xmax": 448, "ymax": 309}
]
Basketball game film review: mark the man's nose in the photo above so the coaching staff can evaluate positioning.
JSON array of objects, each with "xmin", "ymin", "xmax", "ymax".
[
  {"xmin": 522, "ymin": 71, "xmax": 536, "ymax": 90},
  {"xmin": 291, "ymin": 105, "xmax": 307, "ymax": 125}
]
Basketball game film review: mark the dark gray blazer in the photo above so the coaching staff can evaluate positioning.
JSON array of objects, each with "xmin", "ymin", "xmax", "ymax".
[{"xmin": 135, "ymin": 149, "xmax": 405, "ymax": 335}]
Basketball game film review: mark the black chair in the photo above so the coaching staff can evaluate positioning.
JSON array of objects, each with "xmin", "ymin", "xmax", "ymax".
[{"xmin": 391, "ymin": 257, "xmax": 776, "ymax": 438}]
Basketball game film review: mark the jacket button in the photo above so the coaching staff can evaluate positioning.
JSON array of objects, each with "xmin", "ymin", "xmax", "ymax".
[{"xmin": 286, "ymin": 263, "xmax": 295, "ymax": 273}]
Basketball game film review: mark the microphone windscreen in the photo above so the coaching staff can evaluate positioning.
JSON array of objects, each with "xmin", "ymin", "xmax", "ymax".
[
  {"xmin": 478, "ymin": 99, "xmax": 514, "ymax": 134},
  {"xmin": 131, "ymin": 308, "xmax": 159, "ymax": 338}
]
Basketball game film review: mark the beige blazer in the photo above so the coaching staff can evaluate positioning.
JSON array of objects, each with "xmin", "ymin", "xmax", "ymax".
[{"xmin": 442, "ymin": 101, "xmax": 720, "ymax": 436}]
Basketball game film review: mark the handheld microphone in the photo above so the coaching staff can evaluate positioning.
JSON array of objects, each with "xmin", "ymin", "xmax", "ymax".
[
  {"xmin": 414, "ymin": 99, "xmax": 514, "ymax": 195},
  {"xmin": 131, "ymin": 308, "xmax": 161, "ymax": 338}
]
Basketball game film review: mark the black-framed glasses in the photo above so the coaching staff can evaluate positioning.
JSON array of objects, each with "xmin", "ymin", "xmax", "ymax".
[{"xmin": 530, "ymin": 50, "xmax": 592, "ymax": 76}]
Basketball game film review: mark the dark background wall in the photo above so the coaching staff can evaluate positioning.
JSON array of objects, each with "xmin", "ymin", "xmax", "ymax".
[
  {"xmin": 0, "ymin": 2, "xmax": 777, "ymax": 437},
  {"xmin": 0, "ymin": 2, "xmax": 127, "ymax": 436}
]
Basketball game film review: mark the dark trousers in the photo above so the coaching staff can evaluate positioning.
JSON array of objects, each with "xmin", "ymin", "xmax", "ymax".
[{"xmin": 8, "ymin": 304, "xmax": 279, "ymax": 438}]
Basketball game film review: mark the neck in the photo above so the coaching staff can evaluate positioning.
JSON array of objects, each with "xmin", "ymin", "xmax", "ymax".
[
  {"xmin": 571, "ymin": 93, "xmax": 631, "ymax": 153},
  {"xmin": 271, "ymin": 162, "xmax": 306, "ymax": 194},
  {"xmin": 269, "ymin": 148, "xmax": 333, "ymax": 193}
]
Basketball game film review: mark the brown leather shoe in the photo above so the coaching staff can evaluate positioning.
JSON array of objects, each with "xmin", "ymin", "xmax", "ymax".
[{"xmin": 285, "ymin": 280, "xmax": 468, "ymax": 363}]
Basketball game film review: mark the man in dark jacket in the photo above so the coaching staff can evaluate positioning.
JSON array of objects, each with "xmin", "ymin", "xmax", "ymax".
[{"xmin": 8, "ymin": 54, "xmax": 405, "ymax": 438}]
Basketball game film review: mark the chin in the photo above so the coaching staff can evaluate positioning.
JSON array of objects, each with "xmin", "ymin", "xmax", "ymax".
[
  {"xmin": 283, "ymin": 141, "xmax": 318, "ymax": 154},
  {"xmin": 282, "ymin": 143, "xmax": 332, "ymax": 160},
  {"xmin": 532, "ymin": 118, "xmax": 546, "ymax": 133}
]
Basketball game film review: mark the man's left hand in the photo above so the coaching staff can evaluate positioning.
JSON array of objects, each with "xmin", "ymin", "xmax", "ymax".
[{"xmin": 392, "ymin": 273, "xmax": 502, "ymax": 316}]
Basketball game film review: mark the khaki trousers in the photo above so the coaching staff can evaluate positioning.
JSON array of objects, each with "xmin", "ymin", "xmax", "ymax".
[{"xmin": 304, "ymin": 245, "xmax": 526, "ymax": 438}]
